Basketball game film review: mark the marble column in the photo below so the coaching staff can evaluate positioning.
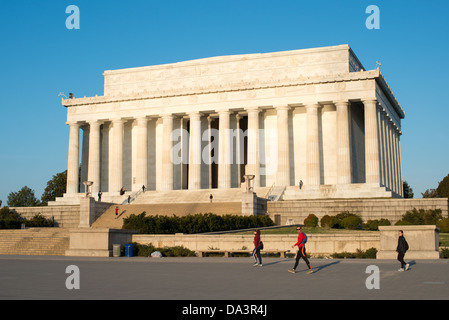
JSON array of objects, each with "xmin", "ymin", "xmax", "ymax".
[
  {"xmin": 379, "ymin": 109, "xmax": 388, "ymax": 188},
  {"xmin": 207, "ymin": 116, "xmax": 213, "ymax": 189},
  {"xmin": 188, "ymin": 112, "xmax": 202, "ymax": 190},
  {"xmin": 392, "ymin": 126, "xmax": 400, "ymax": 195},
  {"xmin": 87, "ymin": 120, "xmax": 101, "ymax": 195},
  {"xmin": 80, "ymin": 125, "xmax": 89, "ymax": 193},
  {"xmin": 388, "ymin": 120, "xmax": 397, "ymax": 194},
  {"xmin": 235, "ymin": 114, "xmax": 242, "ymax": 187},
  {"xmin": 160, "ymin": 114, "xmax": 174, "ymax": 190},
  {"xmin": 67, "ymin": 122, "xmax": 80, "ymax": 194},
  {"xmin": 335, "ymin": 101, "xmax": 351, "ymax": 184},
  {"xmin": 397, "ymin": 131, "xmax": 403, "ymax": 197},
  {"xmin": 275, "ymin": 105, "xmax": 291, "ymax": 186},
  {"xmin": 218, "ymin": 110, "xmax": 231, "ymax": 189},
  {"xmin": 109, "ymin": 119, "xmax": 124, "ymax": 194},
  {"xmin": 247, "ymin": 107, "xmax": 260, "ymax": 188},
  {"xmin": 136, "ymin": 117, "xmax": 148, "ymax": 191},
  {"xmin": 382, "ymin": 112, "xmax": 392, "ymax": 191},
  {"xmin": 306, "ymin": 103, "xmax": 320, "ymax": 186},
  {"xmin": 363, "ymin": 99, "xmax": 381, "ymax": 184},
  {"xmin": 377, "ymin": 107, "xmax": 385, "ymax": 187}
]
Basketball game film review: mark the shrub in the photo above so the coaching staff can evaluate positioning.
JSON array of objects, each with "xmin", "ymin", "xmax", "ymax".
[
  {"xmin": 395, "ymin": 208, "xmax": 443, "ymax": 226},
  {"xmin": 0, "ymin": 207, "xmax": 21, "ymax": 220},
  {"xmin": 437, "ymin": 218, "xmax": 449, "ymax": 233},
  {"xmin": 436, "ymin": 174, "xmax": 449, "ymax": 198},
  {"xmin": 341, "ymin": 215, "xmax": 363, "ymax": 230},
  {"xmin": 320, "ymin": 215, "xmax": 336, "ymax": 228},
  {"xmin": 441, "ymin": 248, "xmax": 449, "ymax": 259},
  {"xmin": 0, "ymin": 219, "xmax": 21, "ymax": 229},
  {"xmin": 24, "ymin": 214, "xmax": 54, "ymax": 228},
  {"xmin": 304, "ymin": 214, "xmax": 319, "ymax": 227},
  {"xmin": 395, "ymin": 220, "xmax": 412, "ymax": 226},
  {"xmin": 132, "ymin": 242, "xmax": 196, "ymax": 257},
  {"xmin": 333, "ymin": 212, "xmax": 362, "ymax": 229},
  {"xmin": 331, "ymin": 247, "xmax": 377, "ymax": 259},
  {"xmin": 363, "ymin": 247, "xmax": 378, "ymax": 259},
  {"xmin": 363, "ymin": 218, "xmax": 391, "ymax": 231},
  {"xmin": 0, "ymin": 208, "xmax": 53, "ymax": 229},
  {"xmin": 122, "ymin": 212, "xmax": 275, "ymax": 234}
]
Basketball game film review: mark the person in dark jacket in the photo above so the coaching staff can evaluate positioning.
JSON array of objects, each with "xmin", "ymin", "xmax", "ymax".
[{"xmin": 396, "ymin": 230, "xmax": 410, "ymax": 271}]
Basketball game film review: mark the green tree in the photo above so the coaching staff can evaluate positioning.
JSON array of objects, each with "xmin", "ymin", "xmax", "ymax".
[
  {"xmin": 421, "ymin": 188, "xmax": 439, "ymax": 198},
  {"xmin": 7, "ymin": 186, "xmax": 41, "ymax": 207},
  {"xmin": 402, "ymin": 181, "xmax": 414, "ymax": 198},
  {"xmin": 41, "ymin": 170, "xmax": 67, "ymax": 205},
  {"xmin": 436, "ymin": 174, "xmax": 449, "ymax": 198}
]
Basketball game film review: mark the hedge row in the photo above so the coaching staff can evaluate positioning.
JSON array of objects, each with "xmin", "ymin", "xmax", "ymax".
[
  {"xmin": 395, "ymin": 208, "xmax": 449, "ymax": 232},
  {"xmin": 330, "ymin": 248, "xmax": 378, "ymax": 259},
  {"xmin": 132, "ymin": 242, "xmax": 196, "ymax": 257},
  {"xmin": 304, "ymin": 212, "xmax": 367, "ymax": 230},
  {"xmin": 122, "ymin": 212, "xmax": 275, "ymax": 234},
  {"xmin": 304, "ymin": 208, "xmax": 449, "ymax": 232}
]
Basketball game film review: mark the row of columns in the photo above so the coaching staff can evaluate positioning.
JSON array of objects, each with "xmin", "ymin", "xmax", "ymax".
[
  {"xmin": 378, "ymin": 108, "xmax": 403, "ymax": 196},
  {"xmin": 66, "ymin": 99, "xmax": 402, "ymax": 196}
]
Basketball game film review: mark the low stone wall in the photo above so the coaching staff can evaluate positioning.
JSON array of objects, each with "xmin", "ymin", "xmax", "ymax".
[
  {"xmin": 133, "ymin": 232, "xmax": 380, "ymax": 257},
  {"xmin": 268, "ymin": 198, "xmax": 449, "ymax": 225}
]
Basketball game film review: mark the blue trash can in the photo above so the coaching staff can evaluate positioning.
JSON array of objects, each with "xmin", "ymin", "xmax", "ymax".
[{"xmin": 125, "ymin": 244, "xmax": 133, "ymax": 257}]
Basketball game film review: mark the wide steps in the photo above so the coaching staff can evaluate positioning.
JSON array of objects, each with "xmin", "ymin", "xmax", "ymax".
[
  {"xmin": 92, "ymin": 202, "xmax": 243, "ymax": 229},
  {"xmin": 0, "ymin": 228, "xmax": 70, "ymax": 256}
]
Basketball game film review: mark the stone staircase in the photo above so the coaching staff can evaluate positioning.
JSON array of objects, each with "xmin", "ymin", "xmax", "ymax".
[
  {"xmin": 9, "ymin": 205, "xmax": 80, "ymax": 228},
  {"xmin": 0, "ymin": 228, "xmax": 70, "ymax": 256},
  {"xmin": 132, "ymin": 187, "xmax": 272, "ymax": 204},
  {"xmin": 282, "ymin": 184, "xmax": 394, "ymax": 200},
  {"xmin": 92, "ymin": 202, "xmax": 243, "ymax": 229}
]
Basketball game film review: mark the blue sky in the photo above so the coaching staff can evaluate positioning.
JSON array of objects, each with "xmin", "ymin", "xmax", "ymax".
[{"xmin": 0, "ymin": 0, "xmax": 448, "ymax": 204}]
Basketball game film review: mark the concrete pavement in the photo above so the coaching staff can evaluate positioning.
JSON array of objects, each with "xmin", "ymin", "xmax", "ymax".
[{"xmin": 0, "ymin": 255, "xmax": 448, "ymax": 301}]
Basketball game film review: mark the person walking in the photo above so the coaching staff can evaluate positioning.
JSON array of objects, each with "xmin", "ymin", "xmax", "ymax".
[
  {"xmin": 397, "ymin": 230, "xmax": 410, "ymax": 271},
  {"xmin": 252, "ymin": 229, "xmax": 263, "ymax": 267},
  {"xmin": 288, "ymin": 226, "xmax": 313, "ymax": 274},
  {"xmin": 115, "ymin": 206, "xmax": 119, "ymax": 219}
]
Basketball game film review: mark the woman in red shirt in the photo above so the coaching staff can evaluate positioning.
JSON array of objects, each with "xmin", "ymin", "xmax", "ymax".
[{"xmin": 252, "ymin": 229, "xmax": 262, "ymax": 267}]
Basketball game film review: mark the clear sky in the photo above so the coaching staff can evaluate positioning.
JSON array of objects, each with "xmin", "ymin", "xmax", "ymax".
[{"xmin": 0, "ymin": 0, "xmax": 448, "ymax": 205}]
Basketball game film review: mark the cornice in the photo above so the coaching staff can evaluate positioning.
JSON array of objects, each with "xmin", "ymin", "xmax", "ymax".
[
  {"xmin": 376, "ymin": 72, "xmax": 405, "ymax": 119},
  {"xmin": 62, "ymin": 70, "xmax": 380, "ymax": 108}
]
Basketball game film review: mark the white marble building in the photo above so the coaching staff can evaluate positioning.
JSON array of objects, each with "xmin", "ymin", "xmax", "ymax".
[{"xmin": 57, "ymin": 44, "xmax": 405, "ymax": 204}]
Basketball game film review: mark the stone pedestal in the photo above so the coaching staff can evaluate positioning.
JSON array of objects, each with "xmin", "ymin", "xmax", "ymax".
[
  {"xmin": 79, "ymin": 197, "xmax": 96, "ymax": 228},
  {"xmin": 65, "ymin": 228, "xmax": 137, "ymax": 257},
  {"xmin": 79, "ymin": 196, "xmax": 113, "ymax": 228},
  {"xmin": 377, "ymin": 225, "xmax": 440, "ymax": 259}
]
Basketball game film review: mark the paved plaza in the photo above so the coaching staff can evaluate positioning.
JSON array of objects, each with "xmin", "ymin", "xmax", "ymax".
[{"xmin": 0, "ymin": 255, "xmax": 448, "ymax": 301}]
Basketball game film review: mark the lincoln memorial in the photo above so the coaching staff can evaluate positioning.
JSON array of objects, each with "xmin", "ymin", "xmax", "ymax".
[{"xmin": 54, "ymin": 44, "xmax": 405, "ymax": 205}]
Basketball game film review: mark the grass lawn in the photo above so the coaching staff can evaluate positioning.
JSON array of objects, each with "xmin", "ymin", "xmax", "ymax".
[
  {"xmin": 238, "ymin": 226, "xmax": 449, "ymax": 248},
  {"xmin": 439, "ymin": 233, "xmax": 449, "ymax": 247},
  {"xmin": 237, "ymin": 226, "xmax": 377, "ymax": 235}
]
